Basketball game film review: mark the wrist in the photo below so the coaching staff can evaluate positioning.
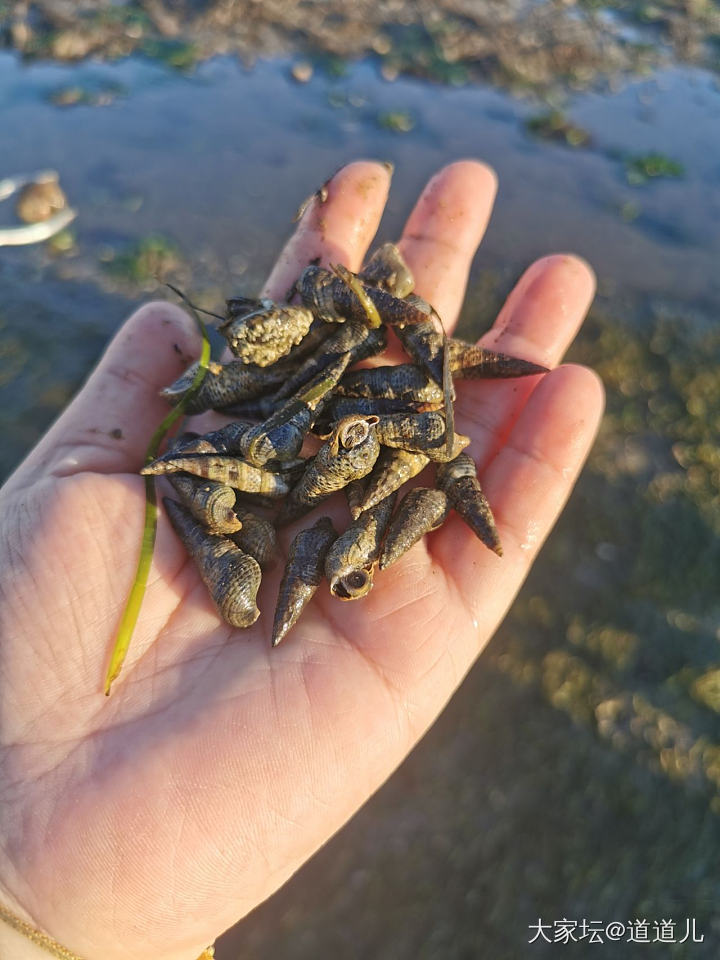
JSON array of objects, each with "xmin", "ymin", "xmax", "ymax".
[
  {"xmin": 0, "ymin": 905, "xmax": 72, "ymax": 960},
  {"xmin": 0, "ymin": 896, "xmax": 216, "ymax": 960}
]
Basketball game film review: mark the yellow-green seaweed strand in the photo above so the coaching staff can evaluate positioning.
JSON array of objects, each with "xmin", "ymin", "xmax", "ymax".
[
  {"xmin": 104, "ymin": 292, "xmax": 211, "ymax": 695},
  {"xmin": 442, "ymin": 332, "xmax": 455, "ymax": 461},
  {"xmin": 331, "ymin": 263, "xmax": 383, "ymax": 328}
]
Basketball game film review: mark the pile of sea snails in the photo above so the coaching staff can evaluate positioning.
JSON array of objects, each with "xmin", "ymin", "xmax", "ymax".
[{"xmin": 145, "ymin": 243, "xmax": 547, "ymax": 646}]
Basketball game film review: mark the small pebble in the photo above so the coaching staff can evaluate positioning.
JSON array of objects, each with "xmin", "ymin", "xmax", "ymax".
[{"xmin": 291, "ymin": 61, "xmax": 314, "ymax": 84}]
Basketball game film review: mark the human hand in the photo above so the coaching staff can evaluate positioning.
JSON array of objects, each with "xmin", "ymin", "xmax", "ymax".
[{"xmin": 0, "ymin": 160, "xmax": 603, "ymax": 960}]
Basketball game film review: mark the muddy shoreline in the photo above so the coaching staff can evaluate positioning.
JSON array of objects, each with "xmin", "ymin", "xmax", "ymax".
[{"xmin": 4, "ymin": 0, "xmax": 720, "ymax": 92}]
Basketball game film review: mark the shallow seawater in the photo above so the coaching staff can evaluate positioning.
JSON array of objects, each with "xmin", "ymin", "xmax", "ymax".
[
  {"xmin": 1, "ymin": 48, "xmax": 719, "ymax": 959},
  {"xmin": 2, "ymin": 52, "xmax": 720, "ymax": 478},
  {"xmin": 2, "ymin": 51, "xmax": 719, "ymax": 476},
  {"xmin": 3, "ymin": 55, "xmax": 720, "ymax": 299}
]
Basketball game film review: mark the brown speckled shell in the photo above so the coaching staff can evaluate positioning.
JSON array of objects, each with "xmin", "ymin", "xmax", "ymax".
[
  {"xmin": 436, "ymin": 452, "xmax": 503, "ymax": 556},
  {"xmin": 297, "ymin": 265, "xmax": 344, "ymax": 323},
  {"xmin": 329, "ymin": 397, "xmax": 436, "ymax": 420},
  {"xmin": 358, "ymin": 447, "xmax": 430, "ymax": 515},
  {"xmin": 336, "ymin": 364, "xmax": 443, "ymax": 404},
  {"xmin": 449, "ymin": 340, "xmax": 549, "ymax": 379},
  {"xmin": 164, "ymin": 498, "xmax": 261, "ymax": 627},
  {"xmin": 220, "ymin": 301, "xmax": 316, "ymax": 366},
  {"xmin": 324, "ymin": 492, "xmax": 397, "ymax": 600},
  {"xmin": 232, "ymin": 508, "xmax": 278, "ymax": 569},
  {"xmin": 344, "ymin": 478, "xmax": 367, "ymax": 520},
  {"xmin": 169, "ymin": 421, "xmax": 254, "ymax": 457},
  {"xmin": 278, "ymin": 415, "xmax": 381, "ymax": 523},
  {"xmin": 379, "ymin": 487, "xmax": 450, "ymax": 570},
  {"xmin": 394, "ymin": 308, "xmax": 444, "ymax": 385},
  {"xmin": 374, "ymin": 412, "xmax": 470, "ymax": 462},
  {"xmin": 359, "ymin": 242, "xmax": 414, "ymax": 298},
  {"xmin": 272, "ymin": 516, "xmax": 337, "ymax": 646},
  {"xmin": 166, "ymin": 473, "xmax": 241, "ymax": 535},
  {"xmin": 142, "ymin": 455, "xmax": 291, "ymax": 497},
  {"xmin": 160, "ymin": 359, "xmax": 292, "ymax": 413}
]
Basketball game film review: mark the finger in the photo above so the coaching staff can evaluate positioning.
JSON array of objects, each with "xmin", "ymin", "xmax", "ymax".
[
  {"xmin": 481, "ymin": 254, "xmax": 595, "ymax": 364},
  {"xmin": 456, "ymin": 254, "xmax": 596, "ymax": 467},
  {"xmin": 4, "ymin": 301, "xmax": 201, "ymax": 489},
  {"xmin": 435, "ymin": 364, "xmax": 605, "ymax": 637},
  {"xmin": 398, "ymin": 160, "xmax": 498, "ymax": 329},
  {"xmin": 262, "ymin": 160, "xmax": 393, "ymax": 300}
]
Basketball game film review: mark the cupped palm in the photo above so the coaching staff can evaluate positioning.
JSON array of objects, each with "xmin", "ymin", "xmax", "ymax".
[{"xmin": 0, "ymin": 161, "xmax": 603, "ymax": 960}]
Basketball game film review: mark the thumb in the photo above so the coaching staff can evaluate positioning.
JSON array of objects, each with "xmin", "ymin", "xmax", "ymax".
[{"xmin": 5, "ymin": 301, "xmax": 201, "ymax": 490}]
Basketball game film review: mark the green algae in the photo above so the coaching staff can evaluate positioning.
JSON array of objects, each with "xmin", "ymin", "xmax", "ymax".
[
  {"xmin": 105, "ymin": 235, "xmax": 182, "ymax": 285},
  {"xmin": 139, "ymin": 38, "xmax": 198, "ymax": 72},
  {"xmin": 526, "ymin": 109, "xmax": 592, "ymax": 147},
  {"xmin": 625, "ymin": 153, "xmax": 686, "ymax": 184},
  {"xmin": 377, "ymin": 109, "xmax": 415, "ymax": 133},
  {"xmin": 381, "ymin": 23, "xmax": 471, "ymax": 87}
]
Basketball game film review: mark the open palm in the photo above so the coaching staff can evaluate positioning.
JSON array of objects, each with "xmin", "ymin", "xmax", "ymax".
[{"xmin": 0, "ymin": 161, "xmax": 603, "ymax": 960}]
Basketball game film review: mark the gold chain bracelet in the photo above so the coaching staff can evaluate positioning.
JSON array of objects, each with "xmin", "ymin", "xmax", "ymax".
[{"xmin": 0, "ymin": 900, "xmax": 214, "ymax": 959}]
